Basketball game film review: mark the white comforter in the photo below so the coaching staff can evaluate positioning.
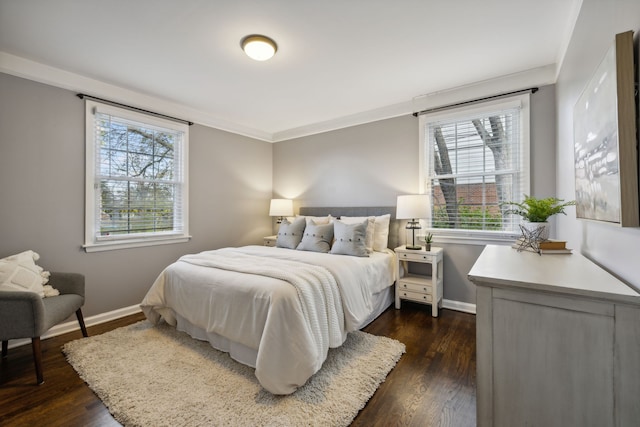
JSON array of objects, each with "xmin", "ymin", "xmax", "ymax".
[{"xmin": 140, "ymin": 245, "xmax": 395, "ymax": 394}]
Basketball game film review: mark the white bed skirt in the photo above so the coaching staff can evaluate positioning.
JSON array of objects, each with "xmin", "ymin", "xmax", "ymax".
[{"xmin": 174, "ymin": 285, "xmax": 394, "ymax": 370}]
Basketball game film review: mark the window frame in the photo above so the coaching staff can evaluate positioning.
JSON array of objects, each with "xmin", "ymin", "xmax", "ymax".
[
  {"xmin": 418, "ymin": 93, "xmax": 530, "ymax": 245},
  {"xmin": 84, "ymin": 100, "xmax": 190, "ymax": 252}
]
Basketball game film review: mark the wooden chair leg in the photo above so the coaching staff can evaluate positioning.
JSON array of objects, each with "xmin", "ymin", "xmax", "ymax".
[
  {"xmin": 2, "ymin": 340, "xmax": 7, "ymax": 358},
  {"xmin": 31, "ymin": 337, "xmax": 44, "ymax": 385},
  {"xmin": 76, "ymin": 308, "xmax": 89, "ymax": 338}
]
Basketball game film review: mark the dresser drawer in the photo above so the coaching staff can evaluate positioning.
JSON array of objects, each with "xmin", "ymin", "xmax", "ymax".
[
  {"xmin": 398, "ymin": 281, "xmax": 432, "ymax": 294},
  {"xmin": 398, "ymin": 252, "xmax": 433, "ymax": 263},
  {"xmin": 399, "ymin": 290, "xmax": 433, "ymax": 303}
]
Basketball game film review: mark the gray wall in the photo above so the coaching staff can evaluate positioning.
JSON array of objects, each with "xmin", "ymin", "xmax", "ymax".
[
  {"xmin": 555, "ymin": 0, "xmax": 640, "ymax": 291},
  {"xmin": 273, "ymin": 85, "xmax": 557, "ymax": 305},
  {"xmin": 272, "ymin": 115, "xmax": 419, "ymax": 205},
  {"xmin": 0, "ymin": 73, "xmax": 273, "ymax": 317}
]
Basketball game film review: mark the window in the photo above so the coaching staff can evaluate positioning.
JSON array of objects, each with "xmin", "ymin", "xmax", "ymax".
[
  {"xmin": 84, "ymin": 100, "xmax": 189, "ymax": 252},
  {"xmin": 419, "ymin": 94, "xmax": 530, "ymax": 242}
]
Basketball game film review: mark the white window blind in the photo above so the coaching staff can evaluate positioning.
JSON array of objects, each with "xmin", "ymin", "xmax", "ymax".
[
  {"xmin": 420, "ymin": 94, "xmax": 530, "ymax": 240},
  {"xmin": 84, "ymin": 101, "xmax": 189, "ymax": 251}
]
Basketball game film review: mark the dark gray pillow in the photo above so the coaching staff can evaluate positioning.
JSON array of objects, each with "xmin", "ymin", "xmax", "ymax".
[
  {"xmin": 296, "ymin": 221, "xmax": 334, "ymax": 253},
  {"xmin": 330, "ymin": 220, "xmax": 369, "ymax": 257},
  {"xmin": 276, "ymin": 217, "xmax": 306, "ymax": 249}
]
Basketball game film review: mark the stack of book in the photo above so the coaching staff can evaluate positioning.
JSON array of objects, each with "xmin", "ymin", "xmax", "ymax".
[{"xmin": 512, "ymin": 238, "xmax": 572, "ymax": 254}]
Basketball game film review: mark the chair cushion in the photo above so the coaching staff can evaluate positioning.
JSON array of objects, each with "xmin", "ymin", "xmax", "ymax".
[{"xmin": 41, "ymin": 294, "xmax": 84, "ymax": 333}]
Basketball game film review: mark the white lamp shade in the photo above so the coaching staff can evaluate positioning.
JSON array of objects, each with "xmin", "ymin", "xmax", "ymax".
[
  {"xmin": 269, "ymin": 199, "xmax": 293, "ymax": 217},
  {"xmin": 396, "ymin": 195, "xmax": 429, "ymax": 220}
]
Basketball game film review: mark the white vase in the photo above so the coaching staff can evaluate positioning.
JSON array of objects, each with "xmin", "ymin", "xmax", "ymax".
[{"xmin": 521, "ymin": 221, "xmax": 549, "ymax": 241}]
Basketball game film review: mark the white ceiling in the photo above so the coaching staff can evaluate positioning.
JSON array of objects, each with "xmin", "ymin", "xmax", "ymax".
[{"xmin": 0, "ymin": 0, "xmax": 581, "ymax": 142}]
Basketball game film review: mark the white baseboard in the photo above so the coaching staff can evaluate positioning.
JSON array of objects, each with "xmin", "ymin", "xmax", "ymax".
[
  {"xmin": 6, "ymin": 304, "xmax": 142, "ymax": 350},
  {"xmin": 443, "ymin": 299, "xmax": 477, "ymax": 314},
  {"xmin": 6, "ymin": 299, "xmax": 476, "ymax": 351},
  {"xmin": 82, "ymin": 304, "xmax": 143, "ymax": 328}
]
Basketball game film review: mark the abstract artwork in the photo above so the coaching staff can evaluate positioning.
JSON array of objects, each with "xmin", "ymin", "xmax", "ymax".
[{"xmin": 573, "ymin": 31, "xmax": 639, "ymax": 227}]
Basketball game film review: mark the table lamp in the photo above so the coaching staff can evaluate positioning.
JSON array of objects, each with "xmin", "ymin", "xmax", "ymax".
[
  {"xmin": 396, "ymin": 194, "xmax": 429, "ymax": 250},
  {"xmin": 269, "ymin": 199, "xmax": 293, "ymax": 224}
]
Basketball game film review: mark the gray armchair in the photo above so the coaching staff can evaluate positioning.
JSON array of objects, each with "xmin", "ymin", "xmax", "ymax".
[{"xmin": 0, "ymin": 272, "xmax": 88, "ymax": 384}]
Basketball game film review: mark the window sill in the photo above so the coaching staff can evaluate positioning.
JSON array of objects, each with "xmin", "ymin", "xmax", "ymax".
[
  {"xmin": 83, "ymin": 235, "xmax": 191, "ymax": 252},
  {"xmin": 429, "ymin": 233, "xmax": 520, "ymax": 246}
]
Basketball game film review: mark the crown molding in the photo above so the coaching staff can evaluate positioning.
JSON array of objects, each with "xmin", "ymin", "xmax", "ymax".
[
  {"xmin": 410, "ymin": 64, "xmax": 557, "ymax": 115},
  {"xmin": 0, "ymin": 52, "xmax": 273, "ymax": 142},
  {"xmin": 273, "ymin": 64, "xmax": 557, "ymax": 142},
  {"xmin": 271, "ymin": 100, "xmax": 413, "ymax": 142},
  {"xmin": 1, "ymin": 51, "xmax": 558, "ymax": 144}
]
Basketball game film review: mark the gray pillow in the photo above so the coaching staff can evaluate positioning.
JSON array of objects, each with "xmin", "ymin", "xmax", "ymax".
[
  {"xmin": 330, "ymin": 220, "xmax": 369, "ymax": 257},
  {"xmin": 276, "ymin": 217, "xmax": 306, "ymax": 249},
  {"xmin": 296, "ymin": 221, "xmax": 334, "ymax": 253}
]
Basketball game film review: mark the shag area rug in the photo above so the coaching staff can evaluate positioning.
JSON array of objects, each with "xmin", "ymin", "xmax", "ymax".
[{"xmin": 63, "ymin": 321, "xmax": 405, "ymax": 427}]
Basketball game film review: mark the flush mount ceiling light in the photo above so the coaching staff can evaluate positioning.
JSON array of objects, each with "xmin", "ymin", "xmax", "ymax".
[{"xmin": 241, "ymin": 34, "xmax": 277, "ymax": 61}]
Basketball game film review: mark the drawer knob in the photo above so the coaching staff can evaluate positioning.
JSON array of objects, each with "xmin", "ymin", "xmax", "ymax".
[
  {"xmin": 423, "ymin": 287, "xmax": 427, "ymax": 291},
  {"xmin": 403, "ymin": 284, "xmax": 408, "ymax": 288},
  {"xmin": 423, "ymin": 296, "xmax": 427, "ymax": 300}
]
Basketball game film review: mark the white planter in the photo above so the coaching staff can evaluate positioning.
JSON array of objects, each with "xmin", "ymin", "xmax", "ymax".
[{"xmin": 521, "ymin": 221, "xmax": 549, "ymax": 241}]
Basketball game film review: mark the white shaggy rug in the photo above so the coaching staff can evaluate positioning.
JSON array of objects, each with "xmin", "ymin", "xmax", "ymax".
[{"xmin": 63, "ymin": 321, "xmax": 405, "ymax": 426}]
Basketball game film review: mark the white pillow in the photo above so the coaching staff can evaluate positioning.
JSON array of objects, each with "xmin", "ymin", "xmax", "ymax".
[
  {"xmin": 339, "ymin": 216, "xmax": 375, "ymax": 253},
  {"xmin": 296, "ymin": 215, "xmax": 335, "ymax": 227},
  {"xmin": 341, "ymin": 214, "xmax": 391, "ymax": 252},
  {"xmin": 0, "ymin": 250, "xmax": 50, "ymax": 297},
  {"xmin": 372, "ymin": 214, "xmax": 391, "ymax": 252}
]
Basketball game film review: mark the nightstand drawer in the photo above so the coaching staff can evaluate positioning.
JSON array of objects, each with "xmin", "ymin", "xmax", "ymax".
[
  {"xmin": 398, "ymin": 281, "xmax": 432, "ymax": 295},
  {"xmin": 263, "ymin": 236, "xmax": 277, "ymax": 247},
  {"xmin": 398, "ymin": 252, "xmax": 433, "ymax": 263},
  {"xmin": 399, "ymin": 290, "xmax": 433, "ymax": 303}
]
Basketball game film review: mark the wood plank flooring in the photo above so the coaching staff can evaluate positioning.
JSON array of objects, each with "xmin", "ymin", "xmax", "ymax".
[{"xmin": 0, "ymin": 303, "xmax": 476, "ymax": 426}]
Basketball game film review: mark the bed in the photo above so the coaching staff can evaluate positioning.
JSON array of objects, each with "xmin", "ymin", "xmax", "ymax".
[{"xmin": 140, "ymin": 207, "xmax": 400, "ymax": 394}]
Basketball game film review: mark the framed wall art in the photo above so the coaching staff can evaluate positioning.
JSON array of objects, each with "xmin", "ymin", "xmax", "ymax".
[{"xmin": 573, "ymin": 30, "xmax": 639, "ymax": 227}]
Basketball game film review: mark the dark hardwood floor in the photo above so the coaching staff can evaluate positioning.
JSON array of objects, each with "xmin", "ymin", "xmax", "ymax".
[
  {"xmin": 1, "ymin": 303, "xmax": 476, "ymax": 426},
  {"xmin": 356, "ymin": 304, "xmax": 476, "ymax": 427}
]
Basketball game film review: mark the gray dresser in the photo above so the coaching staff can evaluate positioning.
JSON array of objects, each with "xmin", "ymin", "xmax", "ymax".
[{"xmin": 469, "ymin": 245, "xmax": 640, "ymax": 427}]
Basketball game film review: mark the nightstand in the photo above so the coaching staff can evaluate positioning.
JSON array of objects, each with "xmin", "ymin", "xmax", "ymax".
[
  {"xmin": 394, "ymin": 245, "xmax": 444, "ymax": 317},
  {"xmin": 263, "ymin": 235, "xmax": 277, "ymax": 247}
]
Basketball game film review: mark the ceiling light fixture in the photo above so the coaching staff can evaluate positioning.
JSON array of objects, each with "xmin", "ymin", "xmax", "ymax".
[{"xmin": 241, "ymin": 34, "xmax": 277, "ymax": 61}]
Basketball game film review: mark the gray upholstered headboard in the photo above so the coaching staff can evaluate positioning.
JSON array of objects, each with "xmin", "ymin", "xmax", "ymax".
[{"xmin": 298, "ymin": 206, "xmax": 400, "ymax": 250}]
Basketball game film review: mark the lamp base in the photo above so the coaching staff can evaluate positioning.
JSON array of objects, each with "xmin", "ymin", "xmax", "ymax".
[{"xmin": 405, "ymin": 220, "xmax": 421, "ymax": 251}]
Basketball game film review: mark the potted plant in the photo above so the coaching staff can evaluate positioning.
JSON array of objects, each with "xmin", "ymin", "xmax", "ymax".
[
  {"xmin": 502, "ymin": 195, "xmax": 576, "ymax": 241},
  {"xmin": 421, "ymin": 233, "xmax": 433, "ymax": 251}
]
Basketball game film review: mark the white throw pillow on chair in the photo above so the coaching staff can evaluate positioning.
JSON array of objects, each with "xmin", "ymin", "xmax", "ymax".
[{"xmin": 0, "ymin": 250, "xmax": 49, "ymax": 297}]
